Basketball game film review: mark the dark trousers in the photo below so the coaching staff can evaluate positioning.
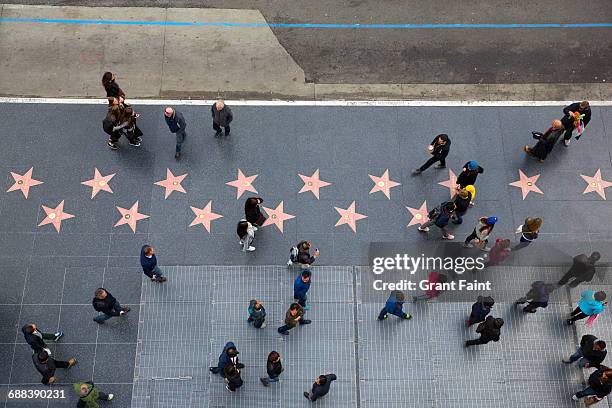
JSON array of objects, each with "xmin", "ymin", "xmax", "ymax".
[
  {"xmin": 466, "ymin": 313, "xmax": 485, "ymax": 326},
  {"xmin": 558, "ymin": 272, "xmax": 585, "ymax": 288},
  {"xmin": 248, "ymin": 317, "xmax": 265, "ymax": 328},
  {"xmin": 513, "ymin": 236, "xmax": 531, "ymax": 251},
  {"xmin": 521, "ymin": 301, "xmax": 548, "ymax": 313},
  {"xmin": 77, "ymin": 392, "xmax": 111, "ymax": 407},
  {"xmin": 418, "ymin": 156, "xmax": 446, "ymax": 172},
  {"xmin": 294, "ymin": 294, "xmax": 307, "ymax": 308},
  {"xmin": 465, "ymin": 336, "xmax": 492, "ymax": 347},
  {"xmin": 563, "ymin": 126, "xmax": 573, "ymax": 141},
  {"xmin": 378, "ymin": 308, "xmax": 407, "ymax": 320},
  {"xmin": 569, "ymin": 306, "xmax": 589, "ymax": 323},
  {"xmin": 464, "ymin": 229, "xmax": 481, "ymax": 245},
  {"xmin": 213, "ymin": 123, "xmax": 230, "ymax": 135},
  {"xmin": 175, "ymin": 130, "xmax": 187, "ymax": 153}
]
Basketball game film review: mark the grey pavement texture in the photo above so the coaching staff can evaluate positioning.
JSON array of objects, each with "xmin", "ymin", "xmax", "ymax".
[
  {"xmin": 0, "ymin": 103, "xmax": 612, "ymax": 407},
  {"xmin": 1, "ymin": 2, "xmax": 612, "ymax": 85}
]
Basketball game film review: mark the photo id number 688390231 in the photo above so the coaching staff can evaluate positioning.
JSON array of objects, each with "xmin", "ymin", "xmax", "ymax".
[{"xmin": 8, "ymin": 389, "xmax": 66, "ymax": 399}]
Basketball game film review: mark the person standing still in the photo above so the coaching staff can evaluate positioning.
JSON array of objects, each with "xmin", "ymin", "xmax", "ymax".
[
  {"xmin": 164, "ymin": 107, "xmax": 187, "ymax": 160},
  {"xmin": 294, "ymin": 270, "xmax": 312, "ymax": 310},
  {"xmin": 212, "ymin": 99, "xmax": 233, "ymax": 137},
  {"xmin": 260, "ymin": 351, "xmax": 283, "ymax": 386},
  {"xmin": 247, "ymin": 299, "xmax": 267, "ymax": 328},
  {"xmin": 561, "ymin": 100, "xmax": 591, "ymax": 147},
  {"xmin": 412, "ymin": 134, "xmax": 451, "ymax": 175},
  {"xmin": 140, "ymin": 245, "xmax": 167, "ymax": 283}
]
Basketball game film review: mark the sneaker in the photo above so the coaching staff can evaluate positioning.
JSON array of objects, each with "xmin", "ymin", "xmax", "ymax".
[
  {"xmin": 239, "ymin": 240, "xmax": 244, "ymax": 246},
  {"xmin": 175, "ymin": 152, "xmax": 181, "ymax": 160},
  {"xmin": 122, "ymin": 307, "xmax": 131, "ymax": 313},
  {"xmin": 572, "ymin": 395, "xmax": 579, "ymax": 401},
  {"xmin": 442, "ymin": 234, "xmax": 455, "ymax": 240},
  {"xmin": 562, "ymin": 358, "xmax": 571, "ymax": 364},
  {"xmin": 226, "ymin": 385, "xmax": 234, "ymax": 392},
  {"xmin": 286, "ymin": 259, "xmax": 293, "ymax": 266},
  {"xmin": 93, "ymin": 318, "xmax": 104, "ymax": 324},
  {"xmin": 129, "ymin": 140, "xmax": 141, "ymax": 147},
  {"xmin": 523, "ymin": 145, "xmax": 530, "ymax": 153},
  {"xmin": 304, "ymin": 392, "xmax": 311, "ymax": 400},
  {"xmin": 411, "ymin": 169, "xmax": 422, "ymax": 176},
  {"xmin": 278, "ymin": 330, "xmax": 289, "ymax": 336},
  {"xmin": 107, "ymin": 394, "xmax": 114, "ymax": 401},
  {"xmin": 48, "ymin": 376, "xmax": 57, "ymax": 385},
  {"xmin": 224, "ymin": 131, "xmax": 230, "ymax": 137},
  {"xmin": 260, "ymin": 377, "xmax": 270, "ymax": 387},
  {"xmin": 463, "ymin": 243, "xmax": 474, "ymax": 248},
  {"xmin": 567, "ymin": 319, "xmax": 574, "ymax": 326},
  {"xmin": 158, "ymin": 276, "xmax": 167, "ymax": 283},
  {"xmin": 468, "ymin": 202, "xmax": 474, "ymax": 207},
  {"xmin": 481, "ymin": 246, "xmax": 491, "ymax": 252},
  {"xmin": 434, "ymin": 164, "xmax": 446, "ymax": 169},
  {"xmin": 378, "ymin": 315, "xmax": 388, "ymax": 321},
  {"xmin": 209, "ymin": 367, "xmax": 218, "ymax": 373},
  {"xmin": 303, "ymin": 305, "xmax": 310, "ymax": 311},
  {"xmin": 247, "ymin": 246, "xmax": 256, "ymax": 252},
  {"xmin": 215, "ymin": 131, "xmax": 222, "ymax": 138},
  {"xmin": 236, "ymin": 363, "xmax": 245, "ymax": 369},
  {"xmin": 564, "ymin": 139, "xmax": 571, "ymax": 147},
  {"xmin": 107, "ymin": 140, "xmax": 118, "ymax": 150},
  {"xmin": 404, "ymin": 313, "xmax": 413, "ymax": 320},
  {"xmin": 418, "ymin": 226, "xmax": 429, "ymax": 232},
  {"xmin": 53, "ymin": 331, "xmax": 64, "ymax": 342},
  {"xmin": 67, "ymin": 358, "xmax": 78, "ymax": 367},
  {"xmin": 301, "ymin": 319, "xmax": 312, "ymax": 325},
  {"xmin": 119, "ymin": 311, "xmax": 125, "ymax": 316},
  {"xmin": 260, "ymin": 322, "xmax": 267, "ymax": 328}
]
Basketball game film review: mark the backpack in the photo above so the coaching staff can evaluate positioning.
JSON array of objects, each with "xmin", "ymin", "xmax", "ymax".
[{"xmin": 289, "ymin": 246, "xmax": 299, "ymax": 262}]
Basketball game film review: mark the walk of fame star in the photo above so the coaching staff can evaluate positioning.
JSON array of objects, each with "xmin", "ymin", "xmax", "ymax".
[
  {"xmin": 262, "ymin": 201, "xmax": 295, "ymax": 233},
  {"xmin": 298, "ymin": 169, "xmax": 332, "ymax": 199},
  {"xmin": 6, "ymin": 167, "xmax": 43, "ymax": 199},
  {"xmin": 406, "ymin": 201, "xmax": 429, "ymax": 228},
  {"xmin": 226, "ymin": 169, "xmax": 258, "ymax": 199},
  {"xmin": 189, "ymin": 201, "xmax": 223, "ymax": 232},
  {"xmin": 81, "ymin": 168, "xmax": 115, "ymax": 199},
  {"xmin": 369, "ymin": 169, "xmax": 401, "ymax": 199},
  {"xmin": 580, "ymin": 169, "xmax": 612, "ymax": 200},
  {"xmin": 115, "ymin": 201, "xmax": 149, "ymax": 233},
  {"xmin": 334, "ymin": 201, "xmax": 367, "ymax": 233},
  {"xmin": 509, "ymin": 170, "xmax": 543, "ymax": 200},
  {"xmin": 154, "ymin": 168, "xmax": 187, "ymax": 199},
  {"xmin": 38, "ymin": 200, "xmax": 74, "ymax": 232}
]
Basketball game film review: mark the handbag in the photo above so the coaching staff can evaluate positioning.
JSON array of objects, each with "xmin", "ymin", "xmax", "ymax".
[
  {"xmin": 531, "ymin": 131, "xmax": 543, "ymax": 140},
  {"xmin": 585, "ymin": 396, "xmax": 602, "ymax": 406}
]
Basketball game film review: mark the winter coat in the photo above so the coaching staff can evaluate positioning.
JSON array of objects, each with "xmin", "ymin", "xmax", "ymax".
[
  {"xmin": 453, "ymin": 191, "xmax": 472, "ymax": 213},
  {"xmin": 477, "ymin": 316, "xmax": 501, "ymax": 342},
  {"xmin": 165, "ymin": 110, "xmax": 186, "ymax": 133},
  {"xmin": 73, "ymin": 382, "xmax": 101, "ymax": 408},
  {"xmin": 224, "ymin": 365, "xmax": 243, "ymax": 390},
  {"xmin": 562, "ymin": 102, "xmax": 591, "ymax": 129},
  {"xmin": 587, "ymin": 368, "xmax": 612, "ymax": 398},
  {"xmin": 311, "ymin": 374, "xmax": 337, "ymax": 399},
  {"xmin": 211, "ymin": 104, "xmax": 233, "ymax": 127},
  {"xmin": 430, "ymin": 136, "xmax": 451, "ymax": 159},
  {"xmin": 530, "ymin": 127, "xmax": 563, "ymax": 160},
  {"xmin": 284, "ymin": 304, "xmax": 305, "ymax": 328},
  {"xmin": 248, "ymin": 300, "xmax": 266, "ymax": 323},
  {"xmin": 457, "ymin": 162, "xmax": 484, "ymax": 188},
  {"xmin": 245, "ymin": 198, "xmax": 265, "ymax": 226},
  {"xmin": 578, "ymin": 291, "xmax": 606, "ymax": 316},
  {"xmin": 32, "ymin": 354, "xmax": 57, "ymax": 384},
  {"xmin": 214, "ymin": 342, "xmax": 239, "ymax": 374},
  {"xmin": 487, "ymin": 239, "xmax": 511, "ymax": 266},
  {"xmin": 293, "ymin": 274, "xmax": 311, "ymax": 299},
  {"xmin": 384, "ymin": 290, "xmax": 405, "ymax": 314},
  {"xmin": 434, "ymin": 208, "xmax": 452, "ymax": 228},
  {"xmin": 140, "ymin": 246, "xmax": 157, "ymax": 278},
  {"xmin": 470, "ymin": 297, "xmax": 492, "ymax": 323},
  {"xmin": 267, "ymin": 359, "xmax": 283, "ymax": 377},
  {"xmin": 92, "ymin": 291, "xmax": 119, "ymax": 316},
  {"xmin": 297, "ymin": 241, "xmax": 316, "ymax": 265},
  {"xmin": 22, "ymin": 326, "xmax": 47, "ymax": 354},
  {"xmin": 567, "ymin": 254, "xmax": 597, "ymax": 282},
  {"xmin": 581, "ymin": 335, "xmax": 607, "ymax": 368},
  {"xmin": 524, "ymin": 281, "xmax": 550, "ymax": 305}
]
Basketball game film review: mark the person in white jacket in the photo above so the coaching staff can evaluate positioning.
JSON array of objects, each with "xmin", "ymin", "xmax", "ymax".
[
  {"xmin": 237, "ymin": 219, "xmax": 256, "ymax": 252},
  {"xmin": 464, "ymin": 216, "xmax": 497, "ymax": 251}
]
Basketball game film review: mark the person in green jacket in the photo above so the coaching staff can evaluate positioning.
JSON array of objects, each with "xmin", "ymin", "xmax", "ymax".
[{"xmin": 73, "ymin": 382, "xmax": 113, "ymax": 408}]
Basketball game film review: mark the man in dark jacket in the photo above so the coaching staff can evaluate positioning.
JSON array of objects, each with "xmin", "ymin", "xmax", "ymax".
[
  {"xmin": 573, "ymin": 366, "xmax": 612, "ymax": 401},
  {"xmin": 92, "ymin": 288, "xmax": 130, "ymax": 324},
  {"xmin": 288, "ymin": 241, "xmax": 320, "ymax": 267},
  {"xmin": 378, "ymin": 290, "xmax": 412, "ymax": 320},
  {"xmin": 294, "ymin": 270, "xmax": 312, "ymax": 310},
  {"xmin": 515, "ymin": 281, "xmax": 555, "ymax": 313},
  {"xmin": 558, "ymin": 252, "xmax": 601, "ymax": 288},
  {"xmin": 465, "ymin": 316, "xmax": 503, "ymax": 347},
  {"xmin": 412, "ymin": 134, "xmax": 451, "ymax": 175},
  {"xmin": 140, "ymin": 245, "xmax": 167, "ymax": 283},
  {"xmin": 278, "ymin": 303, "xmax": 311, "ymax": 335},
  {"xmin": 212, "ymin": 100, "xmax": 233, "ymax": 137},
  {"xmin": 210, "ymin": 342, "xmax": 244, "ymax": 375},
  {"xmin": 304, "ymin": 374, "xmax": 337, "ymax": 401},
  {"xmin": 22, "ymin": 324, "xmax": 63, "ymax": 354},
  {"xmin": 418, "ymin": 201, "xmax": 456, "ymax": 240},
  {"xmin": 164, "ymin": 107, "xmax": 187, "ymax": 159},
  {"xmin": 466, "ymin": 296, "xmax": 494, "ymax": 326},
  {"xmin": 561, "ymin": 100, "xmax": 591, "ymax": 146},
  {"xmin": 456, "ymin": 161, "xmax": 484, "ymax": 189},
  {"xmin": 32, "ymin": 350, "xmax": 77, "ymax": 385},
  {"xmin": 223, "ymin": 363, "xmax": 243, "ymax": 392},
  {"xmin": 564, "ymin": 335, "xmax": 607, "ymax": 369},
  {"xmin": 450, "ymin": 188, "xmax": 472, "ymax": 225}
]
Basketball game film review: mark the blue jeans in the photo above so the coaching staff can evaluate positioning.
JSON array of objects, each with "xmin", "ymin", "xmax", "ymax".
[
  {"xmin": 94, "ymin": 302, "xmax": 123, "ymax": 322},
  {"xmin": 569, "ymin": 347, "xmax": 588, "ymax": 368},
  {"xmin": 152, "ymin": 266, "xmax": 163, "ymax": 278},
  {"xmin": 175, "ymin": 130, "xmax": 186, "ymax": 153},
  {"xmin": 576, "ymin": 387, "xmax": 598, "ymax": 399},
  {"xmin": 267, "ymin": 375, "xmax": 279, "ymax": 383}
]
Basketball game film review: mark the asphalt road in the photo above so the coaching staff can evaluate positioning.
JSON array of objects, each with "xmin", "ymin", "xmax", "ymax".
[{"xmin": 3, "ymin": 0, "xmax": 612, "ymax": 84}]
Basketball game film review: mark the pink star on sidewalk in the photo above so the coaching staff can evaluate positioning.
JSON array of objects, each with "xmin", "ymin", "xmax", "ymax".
[
  {"xmin": 438, "ymin": 169, "xmax": 458, "ymax": 199},
  {"xmin": 38, "ymin": 200, "xmax": 74, "ymax": 232},
  {"xmin": 509, "ymin": 169, "xmax": 543, "ymax": 200},
  {"xmin": 114, "ymin": 201, "xmax": 149, "ymax": 233},
  {"xmin": 580, "ymin": 169, "xmax": 612, "ymax": 200},
  {"xmin": 406, "ymin": 201, "xmax": 429, "ymax": 228},
  {"xmin": 189, "ymin": 201, "xmax": 223, "ymax": 233},
  {"xmin": 81, "ymin": 168, "xmax": 115, "ymax": 199},
  {"xmin": 369, "ymin": 169, "xmax": 401, "ymax": 199},
  {"xmin": 334, "ymin": 201, "xmax": 367, "ymax": 233},
  {"xmin": 298, "ymin": 169, "xmax": 332, "ymax": 199},
  {"xmin": 226, "ymin": 169, "xmax": 258, "ymax": 199},
  {"xmin": 262, "ymin": 201, "xmax": 295, "ymax": 233},
  {"xmin": 6, "ymin": 167, "xmax": 43, "ymax": 199},
  {"xmin": 154, "ymin": 168, "xmax": 188, "ymax": 199}
]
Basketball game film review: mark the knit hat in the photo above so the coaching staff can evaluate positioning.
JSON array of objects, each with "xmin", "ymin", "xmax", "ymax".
[
  {"xmin": 467, "ymin": 161, "xmax": 478, "ymax": 171},
  {"xmin": 486, "ymin": 216, "xmax": 498, "ymax": 225}
]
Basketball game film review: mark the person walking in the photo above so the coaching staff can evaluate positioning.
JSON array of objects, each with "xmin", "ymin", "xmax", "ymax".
[
  {"xmin": 561, "ymin": 100, "xmax": 591, "ymax": 147},
  {"xmin": 563, "ymin": 335, "xmax": 607, "ymax": 369},
  {"xmin": 514, "ymin": 217, "xmax": 542, "ymax": 250},
  {"xmin": 465, "ymin": 316, "xmax": 503, "ymax": 347},
  {"xmin": 101, "ymin": 72, "xmax": 125, "ymax": 101},
  {"xmin": 287, "ymin": 240, "xmax": 320, "ymax": 268},
  {"xmin": 22, "ymin": 324, "xmax": 63, "ymax": 355},
  {"xmin": 224, "ymin": 364, "xmax": 244, "ymax": 392},
  {"xmin": 515, "ymin": 281, "xmax": 555, "ymax": 313},
  {"xmin": 464, "ymin": 216, "xmax": 497, "ymax": 251},
  {"xmin": 237, "ymin": 219, "xmax": 256, "ymax": 252},
  {"xmin": 524, "ymin": 119, "xmax": 564, "ymax": 163},
  {"xmin": 304, "ymin": 374, "xmax": 337, "ymax": 402},
  {"xmin": 567, "ymin": 291, "xmax": 608, "ymax": 325},
  {"xmin": 210, "ymin": 342, "xmax": 243, "ymax": 375},
  {"xmin": 456, "ymin": 161, "xmax": 484, "ymax": 189},
  {"xmin": 212, "ymin": 99, "xmax": 233, "ymax": 137},
  {"xmin": 485, "ymin": 239, "xmax": 511, "ymax": 267},
  {"xmin": 32, "ymin": 350, "xmax": 77, "ymax": 385},
  {"xmin": 558, "ymin": 252, "xmax": 601, "ymax": 288},
  {"xmin": 260, "ymin": 351, "xmax": 283, "ymax": 387},
  {"xmin": 163, "ymin": 107, "xmax": 187, "ymax": 160},
  {"xmin": 572, "ymin": 366, "xmax": 612, "ymax": 403},
  {"xmin": 247, "ymin": 299, "xmax": 267, "ymax": 328},
  {"xmin": 294, "ymin": 270, "xmax": 312, "ymax": 310},
  {"xmin": 92, "ymin": 288, "xmax": 130, "ymax": 324},
  {"xmin": 119, "ymin": 106, "xmax": 142, "ymax": 147},
  {"xmin": 245, "ymin": 197, "xmax": 266, "ymax": 227},
  {"xmin": 278, "ymin": 303, "xmax": 311, "ymax": 335},
  {"xmin": 411, "ymin": 134, "xmax": 451, "ymax": 175},
  {"xmin": 378, "ymin": 290, "xmax": 412, "ymax": 320},
  {"xmin": 413, "ymin": 272, "xmax": 448, "ymax": 302},
  {"xmin": 103, "ymin": 106, "xmax": 131, "ymax": 150},
  {"xmin": 74, "ymin": 381, "xmax": 114, "ymax": 408},
  {"xmin": 466, "ymin": 296, "xmax": 495, "ymax": 326},
  {"xmin": 140, "ymin": 245, "xmax": 167, "ymax": 283},
  {"xmin": 418, "ymin": 201, "xmax": 456, "ymax": 240},
  {"xmin": 450, "ymin": 188, "xmax": 473, "ymax": 225}
]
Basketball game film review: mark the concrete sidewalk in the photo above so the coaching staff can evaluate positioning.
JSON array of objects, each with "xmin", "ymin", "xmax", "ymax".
[{"xmin": 1, "ymin": 4, "xmax": 611, "ymax": 101}]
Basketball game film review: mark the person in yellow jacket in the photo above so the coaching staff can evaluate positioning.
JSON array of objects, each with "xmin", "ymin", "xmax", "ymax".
[{"xmin": 73, "ymin": 382, "xmax": 113, "ymax": 408}]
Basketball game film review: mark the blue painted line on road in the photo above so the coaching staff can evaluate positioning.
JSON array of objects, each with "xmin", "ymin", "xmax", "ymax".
[{"xmin": 1, "ymin": 17, "xmax": 612, "ymax": 29}]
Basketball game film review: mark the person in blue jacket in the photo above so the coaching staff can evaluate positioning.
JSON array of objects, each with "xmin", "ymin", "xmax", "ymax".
[
  {"xmin": 568, "ymin": 290, "xmax": 608, "ymax": 325},
  {"xmin": 140, "ymin": 245, "xmax": 167, "ymax": 283},
  {"xmin": 378, "ymin": 290, "xmax": 412, "ymax": 321},
  {"xmin": 294, "ymin": 270, "xmax": 312, "ymax": 310},
  {"xmin": 209, "ymin": 342, "xmax": 243, "ymax": 375}
]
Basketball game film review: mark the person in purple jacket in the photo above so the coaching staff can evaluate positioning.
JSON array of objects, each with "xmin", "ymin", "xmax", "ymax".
[{"xmin": 140, "ymin": 245, "xmax": 167, "ymax": 283}]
